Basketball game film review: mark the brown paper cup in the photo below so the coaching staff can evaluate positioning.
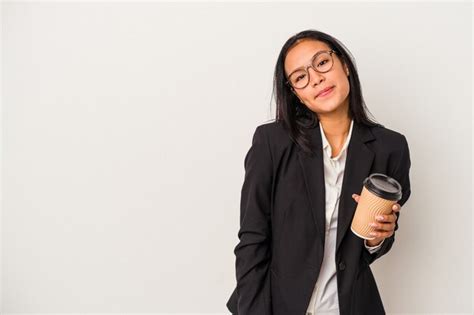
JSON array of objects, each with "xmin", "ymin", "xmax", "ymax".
[{"xmin": 351, "ymin": 173, "xmax": 402, "ymax": 240}]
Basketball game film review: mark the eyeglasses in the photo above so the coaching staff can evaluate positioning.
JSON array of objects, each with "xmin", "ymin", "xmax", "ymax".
[{"xmin": 285, "ymin": 49, "xmax": 336, "ymax": 89}]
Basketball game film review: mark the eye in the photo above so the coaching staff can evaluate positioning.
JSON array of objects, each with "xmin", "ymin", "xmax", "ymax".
[
  {"xmin": 296, "ymin": 74, "xmax": 306, "ymax": 82},
  {"xmin": 318, "ymin": 60, "xmax": 328, "ymax": 67}
]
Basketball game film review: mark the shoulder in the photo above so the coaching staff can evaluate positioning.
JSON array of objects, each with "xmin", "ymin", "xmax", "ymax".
[
  {"xmin": 254, "ymin": 119, "xmax": 285, "ymax": 133},
  {"xmin": 369, "ymin": 124, "xmax": 409, "ymax": 152},
  {"xmin": 254, "ymin": 120, "xmax": 292, "ymax": 144},
  {"xmin": 368, "ymin": 124, "xmax": 411, "ymax": 178}
]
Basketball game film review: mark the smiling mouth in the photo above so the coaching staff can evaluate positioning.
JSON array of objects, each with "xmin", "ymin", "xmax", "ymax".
[{"xmin": 316, "ymin": 86, "xmax": 335, "ymax": 98}]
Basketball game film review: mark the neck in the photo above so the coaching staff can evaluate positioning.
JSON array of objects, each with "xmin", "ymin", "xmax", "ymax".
[{"xmin": 317, "ymin": 103, "xmax": 351, "ymax": 138}]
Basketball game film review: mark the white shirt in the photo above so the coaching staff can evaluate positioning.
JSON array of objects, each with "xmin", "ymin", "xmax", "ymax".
[{"xmin": 305, "ymin": 119, "xmax": 384, "ymax": 315}]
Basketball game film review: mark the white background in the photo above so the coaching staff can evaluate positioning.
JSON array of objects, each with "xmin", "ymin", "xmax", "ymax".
[{"xmin": 1, "ymin": 1, "xmax": 472, "ymax": 314}]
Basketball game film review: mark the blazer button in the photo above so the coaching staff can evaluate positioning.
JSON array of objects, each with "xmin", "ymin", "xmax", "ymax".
[{"xmin": 338, "ymin": 262, "xmax": 346, "ymax": 270}]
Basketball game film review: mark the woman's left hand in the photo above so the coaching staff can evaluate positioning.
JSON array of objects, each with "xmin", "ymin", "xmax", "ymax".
[{"xmin": 352, "ymin": 193, "xmax": 401, "ymax": 245}]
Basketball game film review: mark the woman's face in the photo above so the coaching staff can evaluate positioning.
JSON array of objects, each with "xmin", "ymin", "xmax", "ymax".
[{"xmin": 284, "ymin": 40, "xmax": 351, "ymax": 116}]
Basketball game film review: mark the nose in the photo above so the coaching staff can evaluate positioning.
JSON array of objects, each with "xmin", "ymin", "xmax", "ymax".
[{"xmin": 307, "ymin": 66, "xmax": 324, "ymax": 86}]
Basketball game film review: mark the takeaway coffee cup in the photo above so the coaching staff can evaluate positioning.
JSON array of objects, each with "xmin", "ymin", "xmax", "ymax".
[{"xmin": 351, "ymin": 173, "xmax": 402, "ymax": 240}]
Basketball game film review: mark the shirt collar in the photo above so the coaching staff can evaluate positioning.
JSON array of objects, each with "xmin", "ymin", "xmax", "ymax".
[{"xmin": 319, "ymin": 118, "xmax": 354, "ymax": 158}]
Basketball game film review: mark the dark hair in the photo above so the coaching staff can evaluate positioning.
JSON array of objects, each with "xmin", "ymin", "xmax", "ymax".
[{"xmin": 271, "ymin": 29, "xmax": 384, "ymax": 155}]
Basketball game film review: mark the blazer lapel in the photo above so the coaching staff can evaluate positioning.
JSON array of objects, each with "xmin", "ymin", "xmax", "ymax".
[
  {"xmin": 297, "ymin": 119, "xmax": 375, "ymax": 253},
  {"xmin": 336, "ymin": 121, "xmax": 375, "ymax": 253},
  {"xmin": 297, "ymin": 122, "xmax": 326, "ymax": 248}
]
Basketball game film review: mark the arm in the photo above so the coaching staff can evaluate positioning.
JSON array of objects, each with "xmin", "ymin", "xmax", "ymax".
[
  {"xmin": 363, "ymin": 135, "xmax": 412, "ymax": 265},
  {"xmin": 232, "ymin": 126, "xmax": 273, "ymax": 315}
]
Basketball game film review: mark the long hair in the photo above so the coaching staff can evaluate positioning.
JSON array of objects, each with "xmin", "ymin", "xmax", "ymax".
[{"xmin": 271, "ymin": 29, "xmax": 384, "ymax": 155}]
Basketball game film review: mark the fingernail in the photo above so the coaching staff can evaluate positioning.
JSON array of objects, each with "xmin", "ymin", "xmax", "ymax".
[{"xmin": 377, "ymin": 216, "xmax": 383, "ymax": 220}]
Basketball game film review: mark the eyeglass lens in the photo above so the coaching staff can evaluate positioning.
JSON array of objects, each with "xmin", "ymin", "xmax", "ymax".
[{"xmin": 289, "ymin": 52, "xmax": 333, "ymax": 89}]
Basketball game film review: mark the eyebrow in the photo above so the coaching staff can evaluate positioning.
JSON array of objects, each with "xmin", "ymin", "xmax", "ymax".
[{"xmin": 288, "ymin": 49, "xmax": 326, "ymax": 76}]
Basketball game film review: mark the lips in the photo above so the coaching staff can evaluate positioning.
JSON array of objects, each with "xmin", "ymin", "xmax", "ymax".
[{"xmin": 316, "ymin": 86, "xmax": 334, "ymax": 98}]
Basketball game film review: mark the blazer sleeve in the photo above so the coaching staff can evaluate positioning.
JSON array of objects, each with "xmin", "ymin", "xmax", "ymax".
[
  {"xmin": 228, "ymin": 125, "xmax": 273, "ymax": 315},
  {"xmin": 363, "ymin": 134, "xmax": 412, "ymax": 265}
]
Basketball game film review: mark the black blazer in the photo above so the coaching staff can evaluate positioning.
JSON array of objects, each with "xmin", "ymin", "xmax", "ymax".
[{"xmin": 226, "ymin": 118, "xmax": 412, "ymax": 315}]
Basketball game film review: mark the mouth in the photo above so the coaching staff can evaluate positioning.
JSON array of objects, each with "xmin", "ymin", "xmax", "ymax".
[{"xmin": 316, "ymin": 86, "xmax": 335, "ymax": 98}]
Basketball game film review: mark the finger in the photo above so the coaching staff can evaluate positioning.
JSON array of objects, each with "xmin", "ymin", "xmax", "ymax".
[
  {"xmin": 392, "ymin": 203, "xmax": 401, "ymax": 212},
  {"xmin": 384, "ymin": 222, "xmax": 397, "ymax": 232},
  {"xmin": 375, "ymin": 214, "xmax": 388, "ymax": 222},
  {"xmin": 371, "ymin": 221, "xmax": 396, "ymax": 234},
  {"xmin": 352, "ymin": 194, "xmax": 360, "ymax": 202},
  {"xmin": 370, "ymin": 229, "xmax": 394, "ymax": 238},
  {"xmin": 392, "ymin": 212, "xmax": 398, "ymax": 222},
  {"xmin": 370, "ymin": 221, "xmax": 395, "ymax": 232},
  {"xmin": 376, "ymin": 213, "xmax": 397, "ymax": 223},
  {"xmin": 370, "ymin": 229, "xmax": 393, "ymax": 238}
]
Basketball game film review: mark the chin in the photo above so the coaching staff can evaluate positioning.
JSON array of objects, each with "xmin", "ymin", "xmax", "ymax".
[{"xmin": 311, "ymin": 99, "xmax": 341, "ymax": 113}]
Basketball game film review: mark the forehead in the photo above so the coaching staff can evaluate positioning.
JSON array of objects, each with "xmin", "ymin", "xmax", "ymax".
[{"xmin": 284, "ymin": 40, "xmax": 331, "ymax": 76}]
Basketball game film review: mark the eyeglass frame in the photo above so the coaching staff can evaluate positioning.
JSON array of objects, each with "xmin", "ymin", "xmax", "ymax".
[{"xmin": 285, "ymin": 49, "xmax": 337, "ymax": 90}]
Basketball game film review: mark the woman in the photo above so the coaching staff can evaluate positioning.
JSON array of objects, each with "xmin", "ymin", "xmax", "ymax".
[{"xmin": 226, "ymin": 29, "xmax": 411, "ymax": 315}]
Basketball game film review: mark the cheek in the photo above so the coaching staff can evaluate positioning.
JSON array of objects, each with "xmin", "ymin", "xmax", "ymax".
[
  {"xmin": 297, "ymin": 91, "xmax": 313, "ymax": 103},
  {"xmin": 337, "ymin": 77, "xmax": 351, "ymax": 98}
]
